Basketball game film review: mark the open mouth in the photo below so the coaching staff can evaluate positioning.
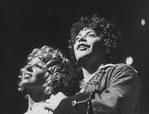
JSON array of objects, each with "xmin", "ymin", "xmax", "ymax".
[
  {"xmin": 23, "ymin": 72, "xmax": 32, "ymax": 78},
  {"xmin": 77, "ymin": 44, "xmax": 90, "ymax": 50}
]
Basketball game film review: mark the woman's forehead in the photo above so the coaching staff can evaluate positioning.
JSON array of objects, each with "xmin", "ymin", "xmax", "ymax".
[
  {"xmin": 28, "ymin": 57, "xmax": 45, "ymax": 65},
  {"xmin": 29, "ymin": 49, "xmax": 53, "ymax": 63}
]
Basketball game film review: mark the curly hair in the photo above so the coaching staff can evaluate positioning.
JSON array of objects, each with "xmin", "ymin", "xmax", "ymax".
[
  {"xmin": 68, "ymin": 14, "xmax": 125, "ymax": 72},
  {"xmin": 18, "ymin": 45, "xmax": 76, "ymax": 95}
]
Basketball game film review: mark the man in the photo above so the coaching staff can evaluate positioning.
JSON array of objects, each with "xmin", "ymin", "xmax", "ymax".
[{"xmin": 45, "ymin": 15, "xmax": 143, "ymax": 114}]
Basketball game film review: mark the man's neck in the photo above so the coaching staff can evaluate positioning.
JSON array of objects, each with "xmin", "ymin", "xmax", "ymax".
[{"xmin": 81, "ymin": 58, "xmax": 105, "ymax": 82}]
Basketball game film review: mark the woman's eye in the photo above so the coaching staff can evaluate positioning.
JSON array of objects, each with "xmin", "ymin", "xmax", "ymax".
[
  {"xmin": 76, "ymin": 37, "xmax": 79, "ymax": 41},
  {"xmin": 35, "ymin": 64, "xmax": 42, "ymax": 69}
]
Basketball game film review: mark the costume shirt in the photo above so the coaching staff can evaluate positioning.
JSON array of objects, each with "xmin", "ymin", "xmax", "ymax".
[
  {"xmin": 54, "ymin": 63, "xmax": 143, "ymax": 114},
  {"xmin": 24, "ymin": 102, "xmax": 53, "ymax": 114}
]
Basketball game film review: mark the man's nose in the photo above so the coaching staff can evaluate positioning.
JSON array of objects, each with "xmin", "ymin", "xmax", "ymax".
[{"xmin": 78, "ymin": 36, "xmax": 86, "ymax": 42}]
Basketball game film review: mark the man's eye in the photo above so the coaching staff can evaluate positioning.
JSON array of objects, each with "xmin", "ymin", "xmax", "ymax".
[{"xmin": 88, "ymin": 34, "xmax": 96, "ymax": 37}]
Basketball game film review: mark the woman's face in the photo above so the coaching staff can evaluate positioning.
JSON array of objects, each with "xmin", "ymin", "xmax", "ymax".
[{"xmin": 21, "ymin": 57, "xmax": 48, "ymax": 90}]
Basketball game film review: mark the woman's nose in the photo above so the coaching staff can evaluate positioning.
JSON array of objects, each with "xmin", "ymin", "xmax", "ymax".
[{"xmin": 26, "ymin": 65, "xmax": 33, "ymax": 72}]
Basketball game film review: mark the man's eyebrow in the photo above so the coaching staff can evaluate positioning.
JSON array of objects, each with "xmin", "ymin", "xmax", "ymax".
[
  {"xmin": 77, "ymin": 31, "xmax": 94, "ymax": 37},
  {"xmin": 87, "ymin": 31, "xmax": 95, "ymax": 35}
]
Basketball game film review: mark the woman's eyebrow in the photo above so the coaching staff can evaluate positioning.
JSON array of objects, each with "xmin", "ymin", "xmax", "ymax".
[{"xmin": 38, "ymin": 61, "xmax": 45, "ymax": 65}]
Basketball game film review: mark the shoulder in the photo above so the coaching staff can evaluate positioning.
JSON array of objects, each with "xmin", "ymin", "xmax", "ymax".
[
  {"xmin": 102, "ymin": 63, "xmax": 137, "ymax": 73},
  {"xmin": 115, "ymin": 63, "xmax": 137, "ymax": 71},
  {"xmin": 100, "ymin": 63, "xmax": 140, "ymax": 81},
  {"xmin": 101, "ymin": 63, "xmax": 142, "ymax": 90}
]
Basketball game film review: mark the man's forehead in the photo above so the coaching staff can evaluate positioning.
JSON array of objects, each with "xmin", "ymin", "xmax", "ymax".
[{"xmin": 78, "ymin": 28, "xmax": 94, "ymax": 34}]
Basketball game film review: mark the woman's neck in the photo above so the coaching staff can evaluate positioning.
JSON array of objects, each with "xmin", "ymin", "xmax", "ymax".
[{"xmin": 27, "ymin": 90, "xmax": 49, "ymax": 111}]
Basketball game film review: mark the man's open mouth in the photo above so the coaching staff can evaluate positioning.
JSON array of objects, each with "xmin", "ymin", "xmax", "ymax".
[{"xmin": 77, "ymin": 44, "xmax": 90, "ymax": 50}]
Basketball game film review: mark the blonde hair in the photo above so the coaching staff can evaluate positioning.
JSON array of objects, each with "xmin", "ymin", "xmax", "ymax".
[{"xmin": 18, "ymin": 45, "xmax": 76, "ymax": 95}]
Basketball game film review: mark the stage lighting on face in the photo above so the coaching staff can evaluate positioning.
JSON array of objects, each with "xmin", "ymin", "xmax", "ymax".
[{"xmin": 125, "ymin": 56, "xmax": 133, "ymax": 65}]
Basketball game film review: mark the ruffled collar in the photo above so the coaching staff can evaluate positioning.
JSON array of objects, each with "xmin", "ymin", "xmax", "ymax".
[{"xmin": 79, "ymin": 63, "xmax": 114, "ymax": 92}]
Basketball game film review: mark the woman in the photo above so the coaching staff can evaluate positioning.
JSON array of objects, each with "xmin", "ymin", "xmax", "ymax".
[{"xmin": 18, "ymin": 45, "xmax": 77, "ymax": 114}]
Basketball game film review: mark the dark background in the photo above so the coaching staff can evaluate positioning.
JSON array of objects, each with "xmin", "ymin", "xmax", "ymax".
[{"xmin": 0, "ymin": 0, "xmax": 149, "ymax": 114}]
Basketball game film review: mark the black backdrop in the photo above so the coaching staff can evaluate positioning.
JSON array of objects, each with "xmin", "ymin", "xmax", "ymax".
[{"xmin": 0, "ymin": 0, "xmax": 149, "ymax": 114}]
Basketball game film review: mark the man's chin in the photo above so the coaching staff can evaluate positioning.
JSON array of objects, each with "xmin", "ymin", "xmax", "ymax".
[{"xmin": 77, "ymin": 53, "xmax": 90, "ymax": 62}]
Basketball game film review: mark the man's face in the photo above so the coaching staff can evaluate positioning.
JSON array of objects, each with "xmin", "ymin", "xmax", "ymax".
[
  {"xmin": 21, "ymin": 57, "xmax": 47, "ymax": 90},
  {"xmin": 73, "ymin": 28, "xmax": 102, "ymax": 61}
]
